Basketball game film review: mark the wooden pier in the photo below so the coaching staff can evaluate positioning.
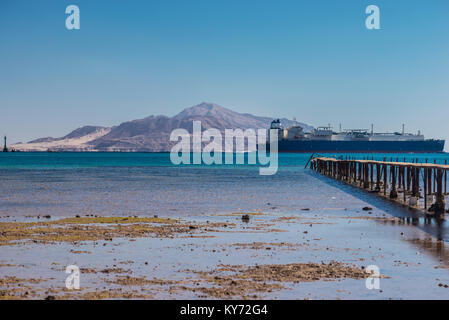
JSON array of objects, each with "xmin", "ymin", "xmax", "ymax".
[{"xmin": 310, "ymin": 157, "xmax": 448, "ymax": 216}]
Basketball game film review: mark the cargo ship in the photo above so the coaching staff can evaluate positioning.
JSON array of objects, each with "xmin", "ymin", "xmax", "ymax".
[{"xmin": 265, "ymin": 119, "xmax": 445, "ymax": 153}]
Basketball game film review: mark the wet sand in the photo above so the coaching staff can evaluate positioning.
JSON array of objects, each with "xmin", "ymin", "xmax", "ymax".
[{"xmin": 1, "ymin": 204, "xmax": 449, "ymax": 299}]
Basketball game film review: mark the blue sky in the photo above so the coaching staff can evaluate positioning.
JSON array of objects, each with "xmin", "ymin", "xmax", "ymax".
[{"xmin": 1, "ymin": 0, "xmax": 448, "ymax": 144}]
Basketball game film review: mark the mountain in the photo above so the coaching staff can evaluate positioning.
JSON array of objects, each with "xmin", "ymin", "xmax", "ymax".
[{"xmin": 12, "ymin": 102, "xmax": 312, "ymax": 152}]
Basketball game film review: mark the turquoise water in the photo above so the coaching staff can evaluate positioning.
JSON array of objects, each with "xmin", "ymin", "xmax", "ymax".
[
  {"xmin": 0, "ymin": 152, "xmax": 448, "ymax": 169},
  {"xmin": 1, "ymin": 152, "xmax": 449, "ymax": 235}
]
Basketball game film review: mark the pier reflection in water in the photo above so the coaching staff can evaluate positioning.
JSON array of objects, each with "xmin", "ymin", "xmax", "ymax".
[{"xmin": 311, "ymin": 168, "xmax": 449, "ymax": 267}]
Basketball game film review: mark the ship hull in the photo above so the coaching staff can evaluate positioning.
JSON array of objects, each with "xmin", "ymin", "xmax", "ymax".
[{"xmin": 267, "ymin": 139, "xmax": 445, "ymax": 153}]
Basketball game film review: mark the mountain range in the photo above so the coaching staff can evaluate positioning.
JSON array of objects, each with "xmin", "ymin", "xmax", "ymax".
[{"xmin": 12, "ymin": 102, "xmax": 312, "ymax": 152}]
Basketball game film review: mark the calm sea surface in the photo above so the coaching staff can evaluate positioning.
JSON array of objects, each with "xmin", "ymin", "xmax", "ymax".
[{"xmin": 1, "ymin": 152, "xmax": 449, "ymax": 222}]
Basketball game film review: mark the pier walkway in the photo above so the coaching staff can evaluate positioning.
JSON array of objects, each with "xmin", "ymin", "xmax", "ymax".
[{"xmin": 310, "ymin": 157, "xmax": 448, "ymax": 215}]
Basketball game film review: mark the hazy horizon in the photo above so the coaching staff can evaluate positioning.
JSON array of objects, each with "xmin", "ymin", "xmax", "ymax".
[{"xmin": 1, "ymin": 0, "xmax": 448, "ymax": 147}]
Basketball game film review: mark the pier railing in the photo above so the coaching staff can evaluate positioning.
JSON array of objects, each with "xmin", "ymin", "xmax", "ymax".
[{"xmin": 310, "ymin": 157, "xmax": 448, "ymax": 215}]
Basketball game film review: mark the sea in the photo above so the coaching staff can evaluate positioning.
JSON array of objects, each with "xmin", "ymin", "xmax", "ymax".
[{"xmin": 1, "ymin": 152, "xmax": 449, "ymax": 220}]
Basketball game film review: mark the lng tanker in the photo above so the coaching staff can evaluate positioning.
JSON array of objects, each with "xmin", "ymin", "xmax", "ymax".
[{"xmin": 266, "ymin": 119, "xmax": 445, "ymax": 153}]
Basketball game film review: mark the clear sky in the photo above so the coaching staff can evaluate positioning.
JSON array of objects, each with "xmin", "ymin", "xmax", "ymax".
[{"xmin": 1, "ymin": 0, "xmax": 448, "ymax": 145}]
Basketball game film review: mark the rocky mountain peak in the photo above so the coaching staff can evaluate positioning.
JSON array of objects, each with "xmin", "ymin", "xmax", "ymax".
[{"xmin": 174, "ymin": 102, "xmax": 231, "ymax": 119}]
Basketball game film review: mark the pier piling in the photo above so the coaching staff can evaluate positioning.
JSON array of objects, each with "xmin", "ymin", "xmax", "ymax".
[{"xmin": 310, "ymin": 157, "xmax": 448, "ymax": 216}]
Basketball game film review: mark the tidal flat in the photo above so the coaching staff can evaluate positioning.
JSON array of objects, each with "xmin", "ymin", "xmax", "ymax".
[{"xmin": 0, "ymin": 207, "xmax": 448, "ymax": 299}]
